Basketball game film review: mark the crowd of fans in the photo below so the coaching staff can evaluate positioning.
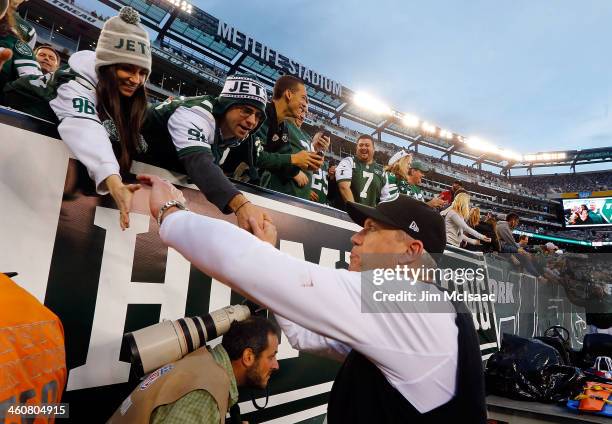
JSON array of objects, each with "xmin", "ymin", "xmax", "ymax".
[
  {"xmin": 1, "ymin": 4, "xmax": 610, "ymax": 423},
  {"xmin": 0, "ymin": 0, "xmax": 605, "ymax": 249},
  {"xmin": 512, "ymin": 171, "xmax": 612, "ymax": 194},
  {"xmin": 0, "ymin": 0, "xmax": 602, "ymax": 250}
]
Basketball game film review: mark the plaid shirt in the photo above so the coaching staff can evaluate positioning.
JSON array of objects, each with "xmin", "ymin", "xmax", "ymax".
[{"xmin": 149, "ymin": 344, "xmax": 238, "ymax": 424}]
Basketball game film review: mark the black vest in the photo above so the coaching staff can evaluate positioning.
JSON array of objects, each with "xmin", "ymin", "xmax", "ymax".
[{"xmin": 327, "ymin": 295, "xmax": 487, "ymax": 423}]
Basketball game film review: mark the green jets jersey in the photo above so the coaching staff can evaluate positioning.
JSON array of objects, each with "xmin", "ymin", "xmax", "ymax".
[
  {"xmin": 382, "ymin": 172, "xmax": 409, "ymax": 200},
  {"xmin": 0, "ymin": 33, "xmax": 41, "ymax": 99},
  {"xmin": 405, "ymin": 183, "xmax": 425, "ymax": 202},
  {"xmin": 311, "ymin": 160, "xmax": 329, "ymax": 205},
  {"xmin": 143, "ymin": 96, "xmax": 215, "ymax": 157},
  {"xmin": 142, "ymin": 95, "xmax": 256, "ymax": 170},
  {"xmin": 262, "ymin": 119, "xmax": 313, "ymax": 199},
  {"xmin": 14, "ymin": 13, "xmax": 37, "ymax": 49},
  {"xmin": 336, "ymin": 157, "xmax": 385, "ymax": 207},
  {"xmin": 3, "ymin": 61, "xmax": 82, "ymax": 122}
]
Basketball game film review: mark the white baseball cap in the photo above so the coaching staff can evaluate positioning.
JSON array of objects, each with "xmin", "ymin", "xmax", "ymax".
[
  {"xmin": 545, "ymin": 242, "xmax": 559, "ymax": 251},
  {"xmin": 388, "ymin": 150, "xmax": 411, "ymax": 166}
]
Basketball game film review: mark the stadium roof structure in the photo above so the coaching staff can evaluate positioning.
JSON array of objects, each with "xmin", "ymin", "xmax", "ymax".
[{"xmin": 91, "ymin": 0, "xmax": 612, "ymax": 173}]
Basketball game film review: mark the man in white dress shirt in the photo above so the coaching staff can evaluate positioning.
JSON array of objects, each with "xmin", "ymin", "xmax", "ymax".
[{"xmin": 137, "ymin": 174, "xmax": 486, "ymax": 423}]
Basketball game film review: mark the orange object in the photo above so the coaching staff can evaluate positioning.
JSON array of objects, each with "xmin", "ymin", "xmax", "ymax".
[
  {"xmin": 578, "ymin": 382, "xmax": 612, "ymax": 412},
  {"xmin": 0, "ymin": 274, "xmax": 67, "ymax": 423}
]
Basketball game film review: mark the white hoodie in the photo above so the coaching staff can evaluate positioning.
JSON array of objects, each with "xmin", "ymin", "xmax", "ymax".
[{"xmin": 49, "ymin": 50, "xmax": 120, "ymax": 194}]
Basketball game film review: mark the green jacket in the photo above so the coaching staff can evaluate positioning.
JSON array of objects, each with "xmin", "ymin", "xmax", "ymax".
[{"xmin": 251, "ymin": 102, "xmax": 316, "ymax": 199}]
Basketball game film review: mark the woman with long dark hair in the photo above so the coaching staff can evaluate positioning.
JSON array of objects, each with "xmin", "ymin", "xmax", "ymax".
[{"xmin": 48, "ymin": 6, "xmax": 151, "ymax": 229}]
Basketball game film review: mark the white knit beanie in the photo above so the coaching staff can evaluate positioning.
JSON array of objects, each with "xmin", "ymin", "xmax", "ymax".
[{"xmin": 95, "ymin": 6, "xmax": 151, "ymax": 74}]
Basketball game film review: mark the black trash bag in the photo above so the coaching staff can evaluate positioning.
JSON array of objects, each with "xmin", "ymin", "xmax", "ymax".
[
  {"xmin": 485, "ymin": 333, "xmax": 563, "ymax": 401},
  {"xmin": 540, "ymin": 365, "xmax": 589, "ymax": 403},
  {"xmin": 535, "ymin": 325, "xmax": 574, "ymax": 365}
]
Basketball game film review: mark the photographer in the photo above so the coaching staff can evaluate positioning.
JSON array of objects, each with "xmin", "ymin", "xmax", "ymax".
[
  {"xmin": 140, "ymin": 174, "xmax": 486, "ymax": 423},
  {"xmin": 109, "ymin": 317, "xmax": 280, "ymax": 424}
]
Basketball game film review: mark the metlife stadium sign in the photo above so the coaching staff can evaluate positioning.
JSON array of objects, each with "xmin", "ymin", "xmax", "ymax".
[{"xmin": 217, "ymin": 21, "xmax": 343, "ymax": 97}]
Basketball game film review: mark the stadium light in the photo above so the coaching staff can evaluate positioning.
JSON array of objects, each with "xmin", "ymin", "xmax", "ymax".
[
  {"xmin": 466, "ymin": 137, "xmax": 495, "ymax": 153},
  {"xmin": 167, "ymin": 0, "xmax": 192, "ymax": 13},
  {"xmin": 439, "ymin": 129, "xmax": 453, "ymax": 140},
  {"xmin": 353, "ymin": 92, "xmax": 393, "ymax": 116},
  {"xmin": 421, "ymin": 121, "xmax": 436, "ymax": 134},
  {"xmin": 501, "ymin": 150, "xmax": 523, "ymax": 162},
  {"xmin": 402, "ymin": 113, "xmax": 420, "ymax": 128}
]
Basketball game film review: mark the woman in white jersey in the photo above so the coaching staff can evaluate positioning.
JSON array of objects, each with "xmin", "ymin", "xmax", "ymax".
[{"xmin": 49, "ymin": 6, "xmax": 151, "ymax": 229}]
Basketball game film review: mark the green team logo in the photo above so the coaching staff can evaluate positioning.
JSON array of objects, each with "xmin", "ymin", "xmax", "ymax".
[{"xmin": 14, "ymin": 41, "xmax": 31, "ymax": 56}]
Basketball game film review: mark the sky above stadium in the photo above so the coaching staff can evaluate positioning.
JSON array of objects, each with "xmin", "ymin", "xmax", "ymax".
[
  {"xmin": 80, "ymin": 0, "xmax": 612, "ymax": 174},
  {"xmin": 201, "ymin": 0, "xmax": 612, "ymax": 174}
]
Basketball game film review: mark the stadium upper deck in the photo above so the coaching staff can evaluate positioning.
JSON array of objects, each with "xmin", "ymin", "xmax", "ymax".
[
  {"xmin": 13, "ymin": 0, "xmax": 612, "ymax": 244},
  {"xmin": 24, "ymin": 0, "xmax": 612, "ymax": 177}
]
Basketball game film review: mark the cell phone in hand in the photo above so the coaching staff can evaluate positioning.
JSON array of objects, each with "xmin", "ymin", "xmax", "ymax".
[{"xmin": 322, "ymin": 129, "xmax": 331, "ymax": 138}]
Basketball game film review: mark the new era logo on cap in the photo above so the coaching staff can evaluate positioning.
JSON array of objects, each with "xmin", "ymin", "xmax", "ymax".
[
  {"xmin": 221, "ymin": 77, "xmax": 267, "ymax": 105},
  {"xmin": 345, "ymin": 195, "xmax": 447, "ymax": 253}
]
